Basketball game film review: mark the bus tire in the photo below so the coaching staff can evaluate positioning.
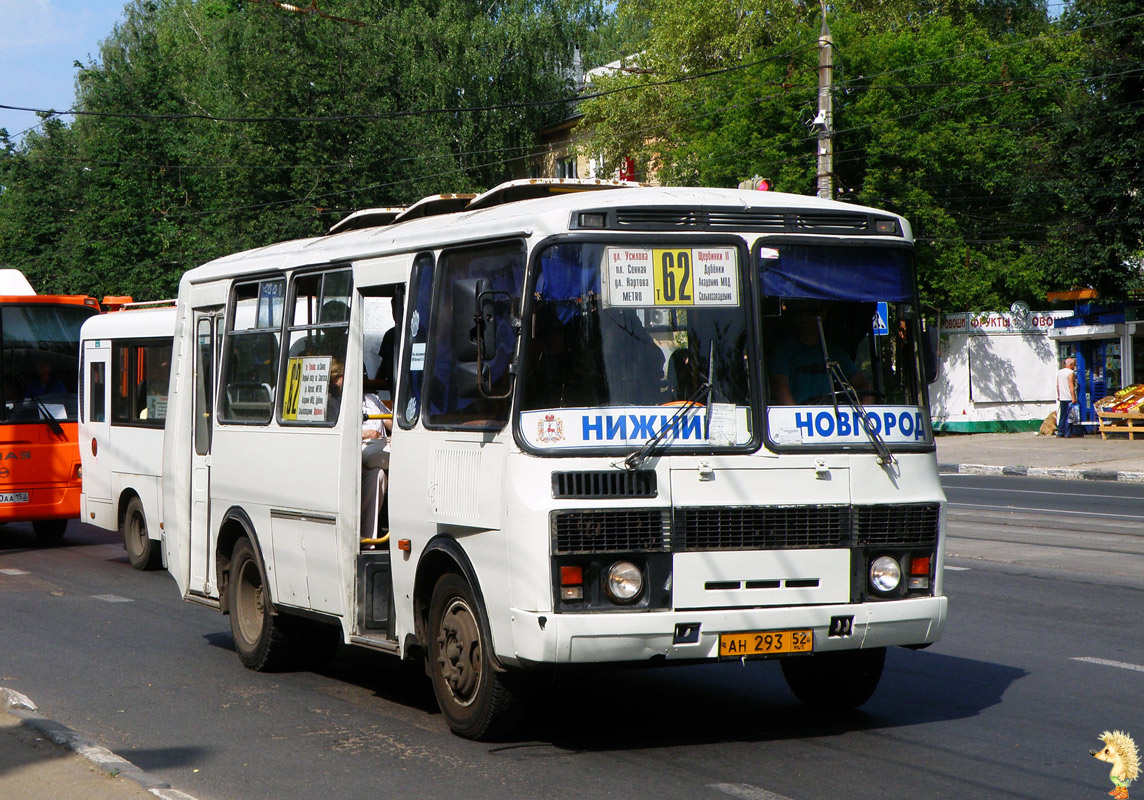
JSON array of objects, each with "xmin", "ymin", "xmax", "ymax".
[
  {"xmin": 122, "ymin": 496, "xmax": 161, "ymax": 570},
  {"xmin": 780, "ymin": 647, "xmax": 886, "ymax": 710},
  {"xmin": 228, "ymin": 537, "xmax": 297, "ymax": 672},
  {"xmin": 32, "ymin": 519, "xmax": 67, "ymax": 542},
  {"xmin": 427, "ymin": 572, "xmax": 527, "ymax": 741}
]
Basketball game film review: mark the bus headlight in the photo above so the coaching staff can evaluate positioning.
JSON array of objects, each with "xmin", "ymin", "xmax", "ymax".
[
  {"xmin": 604, "ymin": 560, "xmax": 643, "ymax": 603},
  {"xmin": 869, "ymin": 556, "xmax": 902, "ymax": 595}
]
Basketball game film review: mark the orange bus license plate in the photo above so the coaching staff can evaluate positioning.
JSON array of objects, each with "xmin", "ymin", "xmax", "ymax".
[{"xmin": 719, "ymin": 629, "xmax": 812, "ymax": 657}]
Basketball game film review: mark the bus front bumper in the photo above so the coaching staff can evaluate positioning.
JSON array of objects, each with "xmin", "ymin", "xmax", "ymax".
[
  {"xmin": 0, "ymin": 486, "xmax": 81, "ymax": 522},
  {"xmin": 505, "ymin": 596, "xmax": 947, "ymax": 666}
]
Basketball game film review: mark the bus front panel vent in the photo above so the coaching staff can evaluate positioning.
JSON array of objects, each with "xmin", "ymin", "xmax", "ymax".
[
  {"xmin": 794, "ymin": 212, "xmax": 870, "ymax": 231},
  {"xmin": 552, "ymin": 470, "xmax": 658, "ymax": 499}
]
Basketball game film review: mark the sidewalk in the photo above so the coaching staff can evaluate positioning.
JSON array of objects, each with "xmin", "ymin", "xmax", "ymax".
[
  {"xmin": 936, "ymin": 430, "xmax": 1144, "ymax": 482},
  {"xmin": 0, "ymin": 689, "xmax": 195, "ymax": 800}
]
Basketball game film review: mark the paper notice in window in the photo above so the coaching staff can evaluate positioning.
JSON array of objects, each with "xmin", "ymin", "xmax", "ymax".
[{"xmin": 707, "ymin": 402, "xmax": 736, "ymax": 446}]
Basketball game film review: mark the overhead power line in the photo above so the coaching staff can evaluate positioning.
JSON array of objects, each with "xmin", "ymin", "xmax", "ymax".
[{"xmin": 0, "ymin": 45, "xmax": 816, "ymax": 126}]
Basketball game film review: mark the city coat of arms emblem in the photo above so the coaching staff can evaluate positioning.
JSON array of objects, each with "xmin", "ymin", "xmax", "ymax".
[{"xmin": 537, "ymin": 413, "xmax": 564, "ymax": 443}]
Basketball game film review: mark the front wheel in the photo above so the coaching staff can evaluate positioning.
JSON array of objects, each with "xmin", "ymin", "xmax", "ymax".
[
  {"xmin": 122, "ymin": 497, "xmax": 161, "ymax": 570},
  {"xmin": 32, "ymin": 519, "xmax": 67, "ymax": 543},
  {"xmin": 228, "ymin": 537, "xmax": 298, "ymax": 671},
  {"xmin": 780, "ymin": 647, "xmax": 886, "ymax": 710},
  {"xmin": 427, "ymin": 573, "xmax": 527, "ymax": 740}
]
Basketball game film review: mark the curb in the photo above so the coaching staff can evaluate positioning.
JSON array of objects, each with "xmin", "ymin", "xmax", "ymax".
[
  {"xmin": 1, "ymin": 687, "xmax": 200, "ymax": 800},
  {"xmin": 938, "ymin": 463, "xmax": 1144, "ymax": 483}
]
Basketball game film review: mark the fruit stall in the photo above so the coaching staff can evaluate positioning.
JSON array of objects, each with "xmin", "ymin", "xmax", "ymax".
[{"xmin": 1094, "ymin": 385, "xmax": 1144, "ymax": 439}]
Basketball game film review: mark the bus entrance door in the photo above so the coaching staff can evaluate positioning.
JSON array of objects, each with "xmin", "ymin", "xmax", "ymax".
[
  {"xmin": 189, "ymin": 310, "xmax": 220, "ymax": 596},
  {"xmin": 80, "ymin": 338, "xmax": 113, "ymax": 528}
]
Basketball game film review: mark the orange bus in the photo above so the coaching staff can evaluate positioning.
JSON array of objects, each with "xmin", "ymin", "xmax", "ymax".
[{"xmin": 0, "ymin": 270, "xmax": 100, "ymax": 540}]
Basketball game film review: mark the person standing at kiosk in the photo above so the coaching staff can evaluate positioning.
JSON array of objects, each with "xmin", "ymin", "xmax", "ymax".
[{"xmin": 1056, "ymin": 356, "xmax": 1077, "ymax": 437}]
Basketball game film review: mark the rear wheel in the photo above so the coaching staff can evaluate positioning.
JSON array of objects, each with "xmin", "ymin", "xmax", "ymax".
[
  {"xmin": 32, "ymin": 519, "xmax": 67, "ymax": 542},
  {"xmin": 427, "ymin": 573, "xmax": 527, "ymax": 740},
  {"xmin": 228, "ymin": 537, "xmax": 298, "ymax": 671},
  {"xmin": 122, "ymin": 497, "xmax": 161, "ymax": 570},
  {"xmin": 780, "ymin": 647, "xmax": 886, "ymax": 710}
]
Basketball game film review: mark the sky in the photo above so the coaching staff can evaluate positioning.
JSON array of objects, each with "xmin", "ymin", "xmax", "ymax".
[{"xmin": 0, "ymin": 0, "xmax": 129, "ymax": 143}]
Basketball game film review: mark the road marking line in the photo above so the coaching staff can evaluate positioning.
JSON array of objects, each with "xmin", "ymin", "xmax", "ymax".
[
  {"xmin": 710, "ymin": 783, "xmax": 795, "ymax": 800},
  {"xmin": 945, "ymin": 566, "xmax": 970, "ymax": 571},
  {"xmin": 92, "ymin": 594, "xmax": 133, "ymax": 603},
  {"xmin": 947, "ymin": 502, "xmax": 1144, "ymax": 522},
  {"xmin": 941, "ymin": 481, "xmax": 1144, "ymax": 501},
  {"xmin": 0, "ymin": 569, "xmax": 29, "ymax": 576},
  {"xmin": 1071, "ymin": 657, "xmax": 1144, "ymax": 674}
]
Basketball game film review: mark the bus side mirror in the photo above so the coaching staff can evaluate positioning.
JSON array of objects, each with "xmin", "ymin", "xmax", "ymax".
[
  {"xmin": 453, "ymin": 279, "xmax": 495, "ymax": 362},
  {"xmin": 923, "ymin": 323, "xmax": 939, "ymax": 384}
]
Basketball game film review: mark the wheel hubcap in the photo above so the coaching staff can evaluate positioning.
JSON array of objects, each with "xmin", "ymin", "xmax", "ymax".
[
  {"xmin": 127, "ymin": 513, "xmax": 145, "ymax": 557},
  {"xmin": 235, "ymin": 561, "xmax": 265, "ymax": 644},
  {"xmin": 436, "ymin": 598, "xmax": 481, "ymax": 705}
]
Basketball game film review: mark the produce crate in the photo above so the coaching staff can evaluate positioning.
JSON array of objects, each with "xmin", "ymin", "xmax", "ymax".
[{"xmin": 1096, "ymin": 410, "xmax": 1144, "ymax": 440}]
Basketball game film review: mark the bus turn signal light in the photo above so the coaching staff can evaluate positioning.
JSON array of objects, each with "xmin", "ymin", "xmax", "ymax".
[
  {"xmin": 560, "ymin": 565, "xmax": 583, "ymax": 600},
  {"xmin": 909, "ymin": 555, "xmax": 931, "ymax": 575}
]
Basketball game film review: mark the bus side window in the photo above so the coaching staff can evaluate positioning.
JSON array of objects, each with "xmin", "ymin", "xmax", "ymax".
[
  {"xmin": 397, "ymin": 253, "xmax": 434, "ymax": 428},
  {"xmin": 219, "ymin": 278, "xmax": 285, "ymax": 424},
  {"xmin": 425, "ymin": 242, "xmax": 524, "ymax": 429},
  {"xmin": 111, "ymin": 341, "xmax": 170, "ymax": 424},
  {"xmin": 278, "ymin": 269, "xmax": 352, "ymax": 426},
  {"xmin": 89, "ymin": 361, "xmax": 106, "ymax": 423}
]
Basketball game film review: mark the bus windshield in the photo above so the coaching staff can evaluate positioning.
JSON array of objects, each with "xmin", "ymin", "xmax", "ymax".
[
  {"xmin": 759, "ymin": 242, "xmax": 929, "ymax": 447},
  {"xmin": 1, "ymin": 304, "xmax": 97, "ymax": 424},
  {"xmin": 519, "ymin": 241, "xmax": 755, "ymax": 451}
]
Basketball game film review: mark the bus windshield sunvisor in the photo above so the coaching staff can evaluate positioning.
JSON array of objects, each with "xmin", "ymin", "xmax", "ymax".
[{"xmin": 761, "ymin": 245, "xmax": 913, "ymax": 303}]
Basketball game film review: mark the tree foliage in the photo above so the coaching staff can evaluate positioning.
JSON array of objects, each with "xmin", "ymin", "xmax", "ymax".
[
  {"xmin": 580, "ymin": 0, "xmax": 1142, "ymax": 311},
  {"xmin": 0, "ymin": 0, "xmax": 1141, "ymax": 311},
  {"xmin": 0, "ymin": 0, "xmax": 600, "ymax": 298}
]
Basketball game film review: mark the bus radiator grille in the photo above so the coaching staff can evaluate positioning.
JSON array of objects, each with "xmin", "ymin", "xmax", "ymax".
[
  {"xmin": 551, "ymin": 509, "xmax": 671, "ymax": 554},
  {"xmin": 853, "ymin": 503, "xmax": 940, "ymax": 547},
  {"xmin": 674, "ymin": 505, "xmax": 850, "ymax": 551}
]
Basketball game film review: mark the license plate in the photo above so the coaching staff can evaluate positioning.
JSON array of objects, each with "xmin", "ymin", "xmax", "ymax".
[
  {"xmin": 0, "ymin": 492, "xmax": 28, "ymax": 504},
  {"xmin": 719, "ymin": 629, "xmax": 813, "ymax": 657}
]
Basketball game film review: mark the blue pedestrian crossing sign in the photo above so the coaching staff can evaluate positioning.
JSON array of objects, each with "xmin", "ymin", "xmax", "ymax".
[{"xmin": 872, "ymin": 302, "xmax": 889, "ymax": 335}]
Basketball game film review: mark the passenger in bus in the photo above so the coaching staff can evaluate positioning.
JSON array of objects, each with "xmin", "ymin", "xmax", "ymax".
[
  {"xmin": 24, "ymin": 359, "xmax": 66, "ymax": 399},
  {"xmin": 361, "ymin": 385, "xmax": 391, "ymax": 538},
  {"xmin": 599, "ymin": 309, "xmax": 665, "ymax": 405},
  {"xmin": 769, "ymin": 308, "xmax": 872, "ymax": 404},
  {"xmin": 666, "ymin": 346, "xmax": 702, "ymax": 401},
  {"xmin": 326, "ymin": 359, "xmax": 345, "ymax": 423},
  {"xmin": 375, "ymin": 295, "xmax": 402, "ymax": 397}
]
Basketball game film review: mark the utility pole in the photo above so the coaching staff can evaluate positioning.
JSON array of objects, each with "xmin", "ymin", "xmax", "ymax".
[{"xmin": 815, "ymin": 0, "xmax": 834, "ymax": 201}]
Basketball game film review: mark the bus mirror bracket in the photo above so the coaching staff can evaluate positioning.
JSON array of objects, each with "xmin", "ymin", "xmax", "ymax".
[{"xmin": 454, "ymin": 279, "xmax": 514, "ymax": 400}]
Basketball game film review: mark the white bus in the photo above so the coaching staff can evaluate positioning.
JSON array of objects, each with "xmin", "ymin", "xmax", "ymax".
[
  {"xmin": 161, "ymin": 179, "xmax": 947, "ymax": 740},
  {"xmin": 79, "ymin": 305, "xmax": 175, "ymax": 569}
]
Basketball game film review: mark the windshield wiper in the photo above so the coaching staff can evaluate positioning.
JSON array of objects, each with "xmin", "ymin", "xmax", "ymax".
[
  {"xmin": 815, "ymin": 317, "xmax": 895, "ymax": 467},
  {"xmin": 624, "ymin": 342, "xmax": 715, "ymax": 471},
  {"xmin": 30, "ymin": 397, "xmax": 64, "ymax": 436}
]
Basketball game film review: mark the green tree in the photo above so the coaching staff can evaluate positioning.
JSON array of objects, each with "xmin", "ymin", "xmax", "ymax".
[
  {"xmin": 0, "ymin": 0, "xmax": 601, "ymax": 299},
  {"xmin": 1041, "ymin": 0, "xmax": 1144, "ymax": 298},
  {"xmin": 579, "ymin": 0, "xmax": 1107, "ymax": 311}
]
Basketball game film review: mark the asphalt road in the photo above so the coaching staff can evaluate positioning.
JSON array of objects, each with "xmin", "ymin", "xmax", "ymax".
[{"xmin": 1, "ymin": 476, "xmax": 1141, "ymax": 800}]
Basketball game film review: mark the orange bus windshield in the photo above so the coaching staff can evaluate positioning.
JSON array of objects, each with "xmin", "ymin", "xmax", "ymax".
[{"xmin": 1, "ymin": 303, "xmax": 98, "ymax": 425}]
